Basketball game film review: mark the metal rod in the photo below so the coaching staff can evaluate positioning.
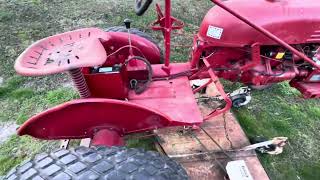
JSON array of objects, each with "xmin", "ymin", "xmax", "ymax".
[
  {"xmin": 203, "ymin": 58, "xmax": 232, "ymax": 120},
  {"xmin": 210, "ymin": 0, "xmax": 320, "ymax": 71},
  {"xmin": 189, "ymin": 130, "xmax": 228, "ymax": 174},
  {"xmin": 164, "ymin": 0, "xmax": 171, "ymax": 68},
  {"xmin": 192, "ymin": 79, "xmax": 213, "ymax": 94},
  {"xmin": 200, "ymin": 126, "xmax": 233, "ymax": 160},
  {"xmin": 69, "ymin": 68, "xmax": 91, "ymax": 98}
]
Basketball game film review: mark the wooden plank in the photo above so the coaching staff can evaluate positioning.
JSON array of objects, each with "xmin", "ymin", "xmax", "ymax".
[
  {"xmin": 180, "ymin": 156, "xmax": 267, "ymax": 180},
  {"xmin": 155, "ymin": 105, "xmax": 270, "ymax": 180},
  {"xmin": 156, "ymin": 111, "xmax": 249, "ymax": 154}
]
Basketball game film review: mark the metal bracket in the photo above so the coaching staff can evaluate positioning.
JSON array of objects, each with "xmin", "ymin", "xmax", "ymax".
[
  {"xmin": 60, "ymin": 139, "xmax": 70, "ymax": 149},
  {"xmin": 229, "ymin": 87, "xmax": 252, "ymax": 108},
  {"xmin": 241, "ymin": 137, "xmax": 288, "ymax": 155}
]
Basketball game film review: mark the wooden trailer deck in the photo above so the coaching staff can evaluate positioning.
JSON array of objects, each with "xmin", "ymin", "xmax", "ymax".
[{"xmin": 154, "ymin": 103, "xmax": 270, "ymax": 180}]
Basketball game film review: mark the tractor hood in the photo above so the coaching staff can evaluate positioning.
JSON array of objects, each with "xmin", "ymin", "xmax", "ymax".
[{"xmin": 199, "ymin": 0, "xmax": 320, "ymax": 46}]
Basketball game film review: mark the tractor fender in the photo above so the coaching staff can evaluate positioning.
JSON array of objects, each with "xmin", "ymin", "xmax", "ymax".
[
  {"xmin": 102, "ymin": 31, "xmax": 162, "ymax": 65},
  {"xmin": 18, "ymin": 98, "xmax": 173, "ymax": 140}
]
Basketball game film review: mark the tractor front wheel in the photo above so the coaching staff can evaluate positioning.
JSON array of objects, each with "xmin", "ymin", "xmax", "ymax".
[{"xmin": 4, "ymin": 146, "xmax": 188, "ymax": 180}]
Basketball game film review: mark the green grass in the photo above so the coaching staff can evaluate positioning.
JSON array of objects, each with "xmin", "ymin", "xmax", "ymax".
[
  {"xmin": 0, "ymin": 135, "xmax": 59, "ymax": 175},
  {"xmin": 228, "ymin": 82, "xmax": 320, "ymax": 180},
  {"xmin": 0, "ymin": 77, "xmax": 78, "ymax": 175},
  {"xmin": 0, "ymin": 0, "xmax": 320, "ymax": 179},
  {"xmin": 0, "ymin": 76, "xmax": 78, "ymax": 125},
  {"xmin": 0, "ymin": 76, "xmax": 26, "ymax": 98},
  {"xmin": 126, "ymin": 136, "xmax": 156, "ymax": 151}
]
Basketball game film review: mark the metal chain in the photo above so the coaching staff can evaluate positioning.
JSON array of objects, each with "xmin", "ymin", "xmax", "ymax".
[
  {"xmin": 200, "ymin": 126, "xmax": 233, "ymax": 161},
  {"xmin": 196, "ymin": 99, "xmax": 234, "ymax": 154},
  {"xmin": 189, "ymin": 130, "xmax": 228, "ymax": 174}
]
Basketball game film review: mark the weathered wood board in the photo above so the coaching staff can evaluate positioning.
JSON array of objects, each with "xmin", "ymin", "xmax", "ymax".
[{"xmin": 155, "ymin": 109, "xmax": 270, "ymax": 180}]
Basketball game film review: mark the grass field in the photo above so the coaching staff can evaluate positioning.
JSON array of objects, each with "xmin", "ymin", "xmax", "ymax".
[{"xmin": 0, "ymin": 0, "xmax": 319, "ymax": 179}]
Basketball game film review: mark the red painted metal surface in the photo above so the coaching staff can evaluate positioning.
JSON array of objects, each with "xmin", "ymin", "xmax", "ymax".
[
  {"xmin": 151, "ymin": 4, "xmax": 184, "ymax": 33},
  {"xmin": 82, "ymin": 67, "xmax": 129, "ymax": 99},
  {"xmin": 240, "ymin": 43, "xmax": 261, "ymax": 72},
  {"xmin": 14, "ymin": 27, "xmax": 162, "ymax": 98},
  {"xmin": 151, "ymin": 1, "xmax": 184, "ymax": 73},
  {"xmin": 305, "ymin": 71, "xmax": 320, "ymax": 83},
  {"xmin": 202, "ymin": 0, "xmax": 320, "ymax": 47},
  {"xmin": 152, "ymin": 63, "xmax": 193, "ymax": 78},
  {"xmin": 164, "ymin": 0, "xmax": 171, "ymax": 70},
  {"xmin": 14, "ymin": 0, "xmax": 320, "ymax": 146},
  {"xmin": 290, "ymin": 81, "xmax": 320, "ymax": 98},
  {"xmin": 193, "ymin": 79, "xmax": 213, "ymax": 94},
  {"xmin": 18, "ymin": 99, "xmax": 174, "ymax": 140},
  {"xmin": 188, "ymin": 0, "xmax": 320, "ymax": 92},
  {"xmin": 14, "ymin": 28, "xmax": 107, "ymax": 76},
  {"xmin": 208, "ymin": 0, "xmax": 320, "ymax": 71},
  {"xmin": 202, "ymin": 58, "xmax": 232, "ymax": 120},
  {"xmin": 92, "ymin": 129, "xmax": 125, "ymax": 146},
  {"xmin": 14, "ymin": 28, "xmax": 162, "ymax": 77},
  {"xmin": 101, "ymin": 32, "xmax": 162, "ymax": 65},
  {"xmin": 129, "ymin": 76, "xmax": 203, "ymax": 126}
]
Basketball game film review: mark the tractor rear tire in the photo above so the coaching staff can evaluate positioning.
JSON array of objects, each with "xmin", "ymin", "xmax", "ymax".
[
  {"xmin": 4, "ymin": 146, "xmax": 188, "ymax": 180},
  {"xmin": 105, "ymin": 26, "xmax": 164, "ymax": 63}
]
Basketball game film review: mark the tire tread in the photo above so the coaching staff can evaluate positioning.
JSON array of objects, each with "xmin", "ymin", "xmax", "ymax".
[{"xmin": 4, "ymin": 146, "xmax": 188, "ymax": 180}]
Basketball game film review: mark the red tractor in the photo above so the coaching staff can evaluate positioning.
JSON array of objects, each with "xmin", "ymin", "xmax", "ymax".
[{"xmin": 5, "ymin": 0, "xmax": 320, "ymax": 179}]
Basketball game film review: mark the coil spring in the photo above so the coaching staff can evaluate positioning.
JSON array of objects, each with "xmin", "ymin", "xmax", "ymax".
[{"xmin": 69, "ymin": 68, "xmax": 91, "ymax": 98}]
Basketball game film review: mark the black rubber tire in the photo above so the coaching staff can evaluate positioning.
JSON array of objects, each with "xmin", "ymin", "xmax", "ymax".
[
  {"xmin": 4, "ymin": 146, "xmax": 188, "ymax": 180},
  {"xmin": 232, "ymin": 97, "xmax": 246, "ymax": 108},
  {"xmin": 105, "ymin": 26, "xmax": 164, "ymax": 63}
]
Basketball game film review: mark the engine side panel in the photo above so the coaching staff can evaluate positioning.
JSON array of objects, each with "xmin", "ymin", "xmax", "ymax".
[{"xmin": 199, "ymin": 0, "xmax": 320, "ymax": 46}]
